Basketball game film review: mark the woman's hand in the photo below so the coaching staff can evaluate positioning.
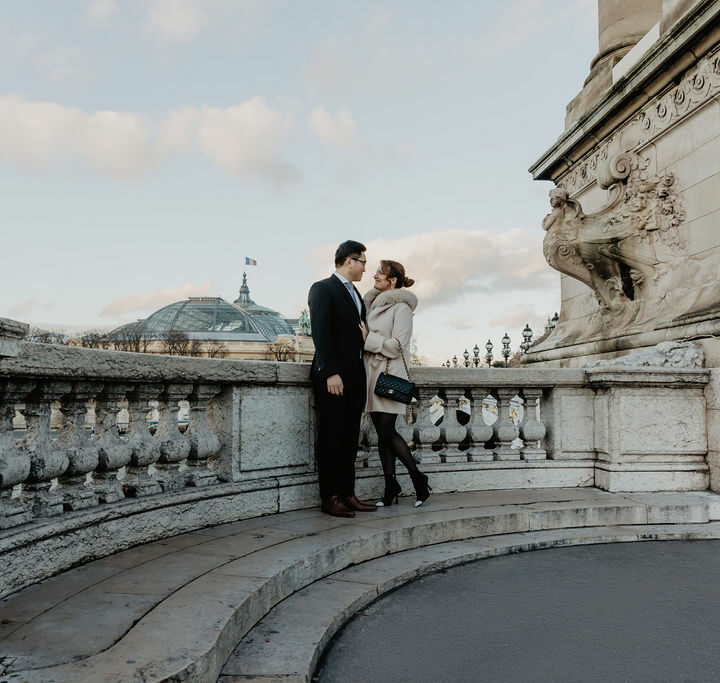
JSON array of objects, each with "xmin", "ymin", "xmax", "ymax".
[{"xmin": 359, "ymin": 321, "xmax": 368, "ymax": 341}]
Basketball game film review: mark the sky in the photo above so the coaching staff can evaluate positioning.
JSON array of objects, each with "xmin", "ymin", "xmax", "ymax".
[{"xmin": 0, "ymin": 0, "xmax": 598, "ymax": 365}]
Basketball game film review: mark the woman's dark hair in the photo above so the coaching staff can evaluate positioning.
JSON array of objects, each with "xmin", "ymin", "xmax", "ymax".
[
  {"xmin": 335, "ymin": 240, "xmax": 367, "ymax": 266},
  {"xmin": 380, "ymin": 260, "xmax": 414, "ymax": 289}
]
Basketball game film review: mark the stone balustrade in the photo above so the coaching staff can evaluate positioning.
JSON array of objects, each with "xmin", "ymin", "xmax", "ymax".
[{"xmin": 0, "ymin": 318, "xmax": 715, "ymax": 597}]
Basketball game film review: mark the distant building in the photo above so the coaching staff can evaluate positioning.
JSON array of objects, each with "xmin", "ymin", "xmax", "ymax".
[{"xmin": 108, "ymin": 273, "xmax": 314, "ymax": 362}]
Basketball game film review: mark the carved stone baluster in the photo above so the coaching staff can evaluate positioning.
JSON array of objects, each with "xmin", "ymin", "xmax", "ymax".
[
  {"xmin": 55, "ymin": 382, "xmax": 102, "ymax": 510},
  {"xmin": 519, "ymin": 388, "xmax": 547, "ymax": 460},
  {"xmin": 442, "ymin": 388, "xmax": 467, "ymax": 463},
  {"xmin": 414, "ymin": 389, "xmax": 442, "ymax": 464},
  {"xmin": 186, "ymin": 384, "xmax": 220, "ymax": 487},
  {"xmin": 0, "ymin": 381, "xmax": 34, "ymax": 528},
  {"xmin": 492, "ymin": 388, "xmax": 521, "ymax": 460},
  {"xmin": 467, "ymin": 388, "xmax": 494, "ymax": 462},
  {"xmin": 22, "ymin": 382, "xmax": 72, "ymax": 517},
  {"xmin": 362, "ymin": 412, "xmax": 380, "ymax": 469},
  {"xmin": 155, "ymin": 384, "xmax": 192, "ymax": 491},
  {"xmin": 397, "ymin": 406, "xmax": 416, "ymax": 460},
  {"xmin": 124, "ymin": 383, "xmax": 163, "ymax": 497},
  {"xmin": 94, "ymin": 384, "xmax": 132, "ymax": 503}
]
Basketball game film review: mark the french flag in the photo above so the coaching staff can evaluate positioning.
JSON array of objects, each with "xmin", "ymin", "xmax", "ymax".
[{"xmin": 245, "ymin": 257, "xmax": 258, "ymax": 266}]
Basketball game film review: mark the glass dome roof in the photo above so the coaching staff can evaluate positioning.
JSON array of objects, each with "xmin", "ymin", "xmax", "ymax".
[{"xmin": 114, "ymin": 275, "xmax": 295, "ymax": 342}]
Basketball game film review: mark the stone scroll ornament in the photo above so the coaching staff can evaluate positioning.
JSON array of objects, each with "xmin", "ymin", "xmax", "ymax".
[{"xmin": 541, "ymin": 152, "xmax": 692, "ymax": 341}]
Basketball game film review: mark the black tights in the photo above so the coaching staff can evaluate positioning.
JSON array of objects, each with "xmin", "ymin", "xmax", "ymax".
[{"xmin": 370, "ymin": 412, "xmax": 418, "ymax": 481}]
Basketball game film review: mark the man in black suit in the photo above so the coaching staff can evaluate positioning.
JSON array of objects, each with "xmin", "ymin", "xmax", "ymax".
[{"xmin": 309, "ymin": 240, "xmax": 377, "ymax": 517}]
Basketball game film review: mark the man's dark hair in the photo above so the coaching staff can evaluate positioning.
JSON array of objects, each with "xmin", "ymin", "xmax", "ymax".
[{"xmin": 335, "ymin": 240, "xmax": 366, "ymax": 267}]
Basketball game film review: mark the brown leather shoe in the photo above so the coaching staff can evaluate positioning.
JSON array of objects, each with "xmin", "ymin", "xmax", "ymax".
[
  {"xmin": 321, "ymin": 495, "xmax": 355, "ymax": 518},
  {"xmin": 342, "ymin": 495, "xmax": 377, "ymax": 512}
]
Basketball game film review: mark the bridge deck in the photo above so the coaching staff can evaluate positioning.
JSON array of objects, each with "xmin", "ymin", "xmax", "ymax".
[{"xmin": 1, "ymin": 488, "xmax": 719, "ymax": 682}]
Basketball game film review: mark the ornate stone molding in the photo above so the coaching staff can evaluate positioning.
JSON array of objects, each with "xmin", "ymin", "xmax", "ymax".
[
  {"xmin": 557, "ymin": 45, "xmax": 720, "ymax": 197},
  {"xmin": 635, "ymin": 45, "xmax": 720, "ymax": 143},
  {"xmin": 557, "ymin": 138, "xmax": 613, "ymax": 195}
]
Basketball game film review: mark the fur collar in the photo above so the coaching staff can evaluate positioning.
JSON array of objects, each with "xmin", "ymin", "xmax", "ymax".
[{"xmin": 363, "ymin": 287, "xmax": 418, "ymax": 311}]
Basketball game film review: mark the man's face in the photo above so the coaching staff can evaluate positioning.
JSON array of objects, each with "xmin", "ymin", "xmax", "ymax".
[{"xmin": 346, "ymin": 253, "xmax": 366, "ymax": 282}]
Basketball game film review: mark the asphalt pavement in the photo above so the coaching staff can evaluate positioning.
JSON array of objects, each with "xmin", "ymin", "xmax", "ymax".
[{"xmin": 315, "ymin": 540, "xmax": 720, "ymax": 683}]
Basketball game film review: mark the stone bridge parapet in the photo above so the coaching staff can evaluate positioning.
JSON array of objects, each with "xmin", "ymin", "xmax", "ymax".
[{"xmin": 0, "ymin": 324, "xmax": 713, "ymax": 597}]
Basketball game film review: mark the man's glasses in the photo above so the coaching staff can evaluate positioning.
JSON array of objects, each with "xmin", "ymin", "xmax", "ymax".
[{"xmin": 350, "ymin": 258, "xmax": 367, "ymax": 265}]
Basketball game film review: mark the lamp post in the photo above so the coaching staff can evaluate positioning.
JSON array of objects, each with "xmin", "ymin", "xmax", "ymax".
[
  {"xmin": 463, "ymin": 349, "xmax": 470, "ymax": 367},
  {"xmin": 551, "ymin": 312, "xmax": 559, "ymax": 329},
  {"xmin": 521, "ymin": 324, "xmax": 533, "ymax": 353},
  {"xmin": 473, "ymin": 344, "xmax": 480, "ymax": 367},
  {"xmin": 452, "ymin": 355, "xmax": 459, "ymax": 368},
  {"xmin": 485, "ymin": 339, "xmax": 493, "ymax": 367},
  {"xmin": 501, "ymin": 332, "xmax": 511, "ymax": 367}
]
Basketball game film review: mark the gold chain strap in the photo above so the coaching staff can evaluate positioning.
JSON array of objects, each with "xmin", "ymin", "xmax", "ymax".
[{"xmin": 384, "ymin": 338, "xmax": 411, "ymax": 379}]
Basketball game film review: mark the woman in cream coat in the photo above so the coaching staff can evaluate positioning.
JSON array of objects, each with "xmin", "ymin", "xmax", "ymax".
[{"xmin": 361, "ymin": 260, "xmax": 431, "ymax": 507}]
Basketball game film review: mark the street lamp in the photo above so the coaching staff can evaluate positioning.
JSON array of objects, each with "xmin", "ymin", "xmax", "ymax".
[
  {"xmin": 502, "ymin": 332, "xmax": 511, "ymax": 367},
  {"xmin": 485, "ymin": 339, "xmax": 493, "ymax": 367},
  {"xmin": 473, "ymin": 344, "xmax": 480, "ymax": 367},
  {"xmin": 452, "ymin": 355, "xmax": 459, "ymax": 367},
  {"xmin": 521, "ymin": 323, "xmax": 533, "ymax": 353},
  {"xmin": 463, "ymin": 349, "xmax": 470, "ymax": 367},
  {"xmin": 551, "ymin": 312, "xmax": 559, "ymax": 329}
]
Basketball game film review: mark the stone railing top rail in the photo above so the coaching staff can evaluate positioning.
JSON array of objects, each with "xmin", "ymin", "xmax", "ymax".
[
  {"xmin": 0, "ymin": 339, "xmax": 710, "ymax": 387},
  {"xmin": 0, "ymin": 317, "xmax": 29, "ymax": 339}
]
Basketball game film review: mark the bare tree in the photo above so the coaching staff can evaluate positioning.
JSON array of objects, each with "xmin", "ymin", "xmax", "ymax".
[
  {"xmin": 27, "ymin": 327, "xmax": 69, "ymax": 345},
  {"xmin": 265, "ymin": 340, "xmax": 295, "ymax": 362},
  {"xmin": 110, "ymin": 326, "xmax": 151, "ymax": 353},
  {"xmin": 205, "ymin": 340, "xmax": 229, "ymax": 359},
  {"xmin": 79, "ymin": 330, "xmax": 112, "ymax": 349},
  {"xmin": 160, "ymin": 330, "xmax": 203, "ymax": 357}
]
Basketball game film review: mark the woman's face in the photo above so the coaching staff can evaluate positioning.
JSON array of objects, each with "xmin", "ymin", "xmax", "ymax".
[{"xmin": 373, "ymin": 268, "xmax": 396, "ymax": 292}]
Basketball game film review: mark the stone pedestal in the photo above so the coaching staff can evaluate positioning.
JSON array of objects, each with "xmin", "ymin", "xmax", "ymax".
[{"xmin": 588, "ymin": 368, "xmax": 709, "ymax": 491}]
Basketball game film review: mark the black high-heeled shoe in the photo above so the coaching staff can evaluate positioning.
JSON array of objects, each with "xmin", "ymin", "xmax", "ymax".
[
  {"xmin": 410, "ymin": 470, "xmax": 432, "ymax": 507},
  {"xmin": 376, "ymin": 478, "xmax": 401, "ymax": 507}
]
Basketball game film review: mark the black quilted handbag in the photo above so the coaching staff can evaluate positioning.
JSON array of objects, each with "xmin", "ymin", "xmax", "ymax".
[{"xmin": 373, "ymin": 339, "xmax": 415, "ymax": 404}]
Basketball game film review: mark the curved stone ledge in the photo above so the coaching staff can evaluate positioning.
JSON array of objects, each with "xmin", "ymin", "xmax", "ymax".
[
  {"xmin": 0, "ymin": 465, "xmax": 595, "ymax": 599},
  {"xmin": 1, "ymin": 489, "xmax": 717, "ymax": 682},
  {"xmin": 224, "ymin": 523, "xmax": 720, "ymax": 681}
]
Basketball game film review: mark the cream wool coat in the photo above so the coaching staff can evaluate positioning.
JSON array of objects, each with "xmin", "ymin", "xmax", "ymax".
[{"xmin": 362, "ymin": 287, "xmax": 418, "ymax": 414}]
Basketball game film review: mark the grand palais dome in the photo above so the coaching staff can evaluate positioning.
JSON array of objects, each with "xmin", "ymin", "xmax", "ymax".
[{"xmin": 117, "ymin": 273, "xmax": 296, "ymax": 342}]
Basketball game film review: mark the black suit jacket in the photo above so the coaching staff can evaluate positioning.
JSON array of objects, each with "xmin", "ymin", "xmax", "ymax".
[{"xmin": 308, "ymin": 275, "xmax": 367, "ymax": 387}]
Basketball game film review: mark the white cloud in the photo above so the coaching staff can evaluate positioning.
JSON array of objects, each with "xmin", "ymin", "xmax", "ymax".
[
  {"xmin": 7, "ymin": 299, "xmax": 54, "ymax": 318},
  {"xmin": 446, "ymin": 316, "xmax": 475, "ymax": 331},
  {"xmin": 84, "ymin": 0, "xmax": 120, "ymax": 28},
  {"xmin": 135, "ymin": 0, "xmax": 267, "ymax": 44},
  {"xmin": 488, "ymin": 305, "xmax": 548, "ymax": 331},
  {"xmin": 0, "ymin": 95, "xmax": 297, "ymax": 183},
  {"xmin": 0, "ymin": 95, "xmax": 155, "ymax": 178},
  {"xmin": 357, "ymin": 229, "xmax": 556, "ymax": 308},
  {"xmin": 36, "ymin": 46, "xmax": 92, "ymax": 85},
  {"xmin": 141, "ymin": 0, "xmax": 207, "ymax": 43},
  {"xmin": 309, "ymin": 107, "xmax": 356, "ymax": 147},
  {"xmin": 162, "ymin": 99, "xmax": 298, "ymax": 184},
  {"xmin": 100, "ymin": 281, "xmax": 217, "ymax": 317}
]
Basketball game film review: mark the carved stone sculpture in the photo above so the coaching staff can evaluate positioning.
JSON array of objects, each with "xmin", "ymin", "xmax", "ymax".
[
  {"xmin": 542, "ymin": 153, "xmax": 686, "ymax": 337},
  {"xmin": 589, "ymin": 341, "xmax": 705, "ymax": 369},
  {"xmin": 535, "ymin": 150, "xmax": 720, "ymax": 348}
]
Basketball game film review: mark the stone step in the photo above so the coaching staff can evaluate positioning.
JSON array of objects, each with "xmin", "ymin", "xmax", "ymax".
[
  {"xmin": 0, "ymin": 489, "xmax": 717, "ymax": 683},
  {"xmin": 220, "ymin": 521, "xmax": 720, "ymax": 682}
]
